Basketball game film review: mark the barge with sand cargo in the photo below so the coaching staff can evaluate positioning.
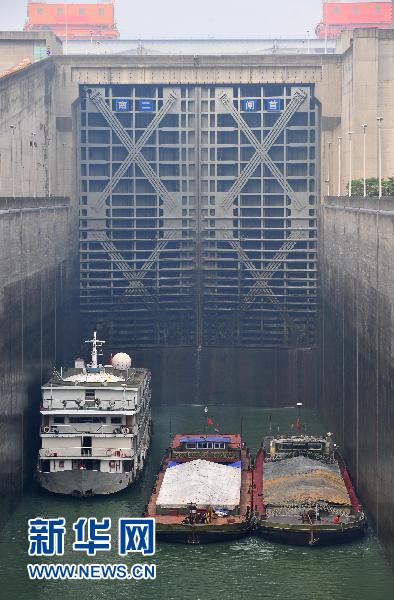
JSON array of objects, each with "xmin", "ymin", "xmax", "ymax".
[{"xmin": 145, "ymin": 433, "xmax": 254, "ymax": 543}]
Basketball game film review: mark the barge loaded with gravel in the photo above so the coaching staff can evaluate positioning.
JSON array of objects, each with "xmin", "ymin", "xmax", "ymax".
[
  {"xmin": 145, "ymin": 433, "xmax": 253, "ymax": 543},
  {"xmin": 253, "ymin": 433, "xmax": 367, "ymax": 546}
]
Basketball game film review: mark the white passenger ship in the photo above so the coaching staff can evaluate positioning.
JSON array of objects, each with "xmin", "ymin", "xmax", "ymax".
[{"xmin": 36, "ymin": 331, "xmax": 151, "ymax": 496}]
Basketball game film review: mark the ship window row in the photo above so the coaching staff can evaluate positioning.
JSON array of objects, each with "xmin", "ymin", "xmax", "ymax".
[
  {"xmin": 39, "ymin": 459, "xmax": 135, "ymax": 473},
  {"xmin": 277, "ymin": 442, "xmax": 322, "ymax": 450},
  {"xmin": 185, "ymin": 442, "xmax": 226, "ymax": 449},
  {"xmin": 53, "ymin": 416, "xmax": 123, "ymax": 424}
]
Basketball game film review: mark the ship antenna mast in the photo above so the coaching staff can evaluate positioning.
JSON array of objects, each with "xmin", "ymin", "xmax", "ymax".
[{"xmin": 85, "ymin": 328, "xmax": 105, "ymax": 368}]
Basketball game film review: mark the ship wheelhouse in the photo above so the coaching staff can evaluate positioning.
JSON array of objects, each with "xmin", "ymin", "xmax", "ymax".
[
  {"xmin": 268, "ymin": 435, "xmax": 333, "ymax": 460},
  {"xmin": 170, "ymin": 434, "xmax": 242, "ymax": 463}
]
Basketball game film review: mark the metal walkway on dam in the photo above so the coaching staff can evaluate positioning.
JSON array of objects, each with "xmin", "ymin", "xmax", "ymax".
[
  {"xmin": 80, "ymin": 83, "xmax": 317, "ymax": 349},
  {"xmin": 0, "ymin": 28, "xmax": 393, "ymax": 568}
]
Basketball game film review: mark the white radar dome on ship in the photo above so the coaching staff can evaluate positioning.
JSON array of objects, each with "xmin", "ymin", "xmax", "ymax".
[{"xmin": 112, "ymin": 352, "xmax": 132, "ymax": 370}]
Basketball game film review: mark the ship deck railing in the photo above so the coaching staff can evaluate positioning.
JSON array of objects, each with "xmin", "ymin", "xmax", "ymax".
[
  {"xmin": 40, "ymin": 425, "xmax": 137, "ymax": 436},
  {"xmin": 39, "ymin": 447, "xmax": 134, "ymax": 458},
  {"xmin": 41, "ymin": 432, "xmax": 136, "ymax": 439},
  {"xmin": 40, "ymin": 402, "xmax": 142, "ymax": 413}
]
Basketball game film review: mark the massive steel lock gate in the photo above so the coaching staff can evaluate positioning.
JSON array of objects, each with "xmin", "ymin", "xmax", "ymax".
[{"xmin": 79, "ymin": 84, "xmax": 317, "ymax": 348}]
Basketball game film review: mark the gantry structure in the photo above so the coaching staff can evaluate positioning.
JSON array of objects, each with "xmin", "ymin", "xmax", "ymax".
[{"xmin": 79, "ymin": 83, "xmax": 317, "ymax": 348}]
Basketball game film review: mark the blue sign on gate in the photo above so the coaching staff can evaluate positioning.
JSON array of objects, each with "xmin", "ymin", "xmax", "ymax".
[
  {"xmin": 138, "ymin": 99, "xmax": 154, "ymax": 112},
  {"xmin": 264, "ymin": 98, "xmax": 281, "ymax": 112},
  {"xmin": 242, "ymin": 99, "xmax": 258, "ymax": 111},
  {"xmin": 114, "ymin": 99, "xmax": 130, "ymax": 112}
]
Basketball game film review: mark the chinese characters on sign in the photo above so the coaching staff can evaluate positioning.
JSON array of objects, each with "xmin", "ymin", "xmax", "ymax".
[
  {"xmin": 138, "ymin": 99, "xmax": 154, "ymax": 112},
  {"xmin": 242, "ymin": 99, "xmax": 282, "ymax": 112},
  {"xmin": 264, "ymin": 98, "xmax": 281, "ymax": 112},
  {"xmin": 242, "ymin": 99, "xmax": 258, "ymax": 111},
  {"xmin": 115, "ymin": 99, "xmax": 130, "ymax": 112}
]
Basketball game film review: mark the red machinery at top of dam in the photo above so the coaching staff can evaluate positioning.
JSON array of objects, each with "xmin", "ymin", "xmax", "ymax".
[{"xmin": 24, "ymin": 1, "xmax": 119, "ymax": 40}]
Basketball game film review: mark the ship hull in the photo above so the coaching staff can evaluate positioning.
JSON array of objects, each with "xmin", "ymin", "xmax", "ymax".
[
  {"xmin": 37, "ymin": 437, "xmax": 150, "ymax": 496},
  {"xmin": 156, "ymin": 521, "xmax": 252, "ymax": 544},
  {"xmin": 36, "ymin": 469, "xmax": 137, "ymax": 496},
  {"xmin": 256, "ymin": 518, "xmax": 367, "ymax": 546},
  {"xmin": 253, "ymin": 442, "xmax": 367, "ymax": 547}
]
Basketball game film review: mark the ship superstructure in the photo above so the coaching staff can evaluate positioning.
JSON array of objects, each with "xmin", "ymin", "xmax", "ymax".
[{"xmin": 36, "ymin": 331, "xmax": 151, "ymax": 496}]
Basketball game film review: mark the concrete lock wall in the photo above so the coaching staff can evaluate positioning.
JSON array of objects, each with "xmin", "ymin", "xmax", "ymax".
[
  {"xmin": 319, "ymin": 195, "xmax": 394, "ymax": 568},
  {"xmin": 0, "ymin": 60, "xmax": 78, "ymax": 518},
  {"xmin": 0, "ymin": 60, "xmax": 56, "ymax": 198},
  {"xmin": 0, "ymin": 55, "xmax": 75, "ymax": 202},
  {"xmin": 0, "ymin": 197, "xmax": 78, "ymax": 519}
]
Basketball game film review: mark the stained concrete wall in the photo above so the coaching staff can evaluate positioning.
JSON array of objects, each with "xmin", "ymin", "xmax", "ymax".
[
  {"xmin": 0, "ymin": 54, "xmax": 73, "ymax": 202},
  {"xmin": 0, "ymin": 59, "xmax": 55, "ymax": 199},
  {"xmin": 0, "ymin": 51, "xmax": 79, "ymax": 521},
  {"xmin": 0, "ymin": 197, "xmax": 78, "ymax": 519},
  {"xmin": 319, "ymin": 195, "xmax": 394, "ymax": 568},
  {"xmin": 0, "ymin": 31, "xmax": 61, "ymax": 73}
]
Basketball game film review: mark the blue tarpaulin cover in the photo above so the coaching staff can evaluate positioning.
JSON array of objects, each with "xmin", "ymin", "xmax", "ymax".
[
  {"xmin": 179, "ymin": 435, "xmax": 231, "ymax": 443},
  {"xmin": 167, "ymin": 461, "xmax": 179, "ymax": 468},
  {"xmin": 227, "ymin": 461, "xmax": 241, "ymax": 468}
]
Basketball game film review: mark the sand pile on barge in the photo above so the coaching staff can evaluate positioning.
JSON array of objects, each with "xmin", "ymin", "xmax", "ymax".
[
  {"xmin": 157, "ymin": 459, "xmax": 241, "ymax": 509},
  {"xmin": 264, "ymin": 456, "xmax": 350, "ymax": 506}
]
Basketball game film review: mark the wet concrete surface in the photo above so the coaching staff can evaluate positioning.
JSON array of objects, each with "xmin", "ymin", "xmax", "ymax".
[
  {"xmin": 319, "ymin": 196, "xmax": 394, "ymax": 568},
  {"xmin": 0, "ymin": 197, "xmax": 78, "ymax": 521}
]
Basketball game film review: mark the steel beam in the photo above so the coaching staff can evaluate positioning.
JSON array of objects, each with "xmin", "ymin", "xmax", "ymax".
[
  {"xmin": 219, "ymin": 89, "xmax": 307, "ymax": 210},
  {"xmin": 87, "ymin": 89, "xmax": 178, "ymax": 209},
  {"xmin": 223, "ymin": 233, "xmax": 305, "ymax": 341},
  {"xmin": 91, "ymin": 91, "xmax": 178, "ymax": 211},
  {"xmin": 95, "ymin": 230, "xmax": 177, "ymax": 307},
  {"xmin": 86, "ymin": 89, "xmax": 179, "ymax": 304},
  {"xmin": 95, "ymin": 232, "xmax": 155, "ymax": 307},
  {"xmin": 240, "ymin": 230, "xmax": 307, "ymax": 310}
]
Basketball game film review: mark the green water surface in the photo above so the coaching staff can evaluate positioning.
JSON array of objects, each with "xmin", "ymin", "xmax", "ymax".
[{"xmin": 0, "ymin": 405, "xmax": 392, "ymax": 600}]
